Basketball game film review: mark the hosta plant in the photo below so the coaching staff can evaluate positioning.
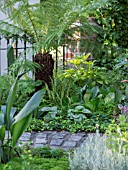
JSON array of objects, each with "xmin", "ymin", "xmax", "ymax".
[
  {"xmin": 69, "ymin": 130, "xmax": 128, "ymax": 170},
  {"xmin": 0, "ymin": 72, "xmax": 45, "ymax": 163}
]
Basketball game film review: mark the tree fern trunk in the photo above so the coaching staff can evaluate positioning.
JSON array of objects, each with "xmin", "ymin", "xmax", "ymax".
[{"xmin": 34, "ymin": 52, "xmax": 54, "ymax": 90}]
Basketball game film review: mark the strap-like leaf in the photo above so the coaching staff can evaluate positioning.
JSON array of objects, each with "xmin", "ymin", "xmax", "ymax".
[
  {"xmin": 11, "ymin": 114, "xmax": 32, "ymax": 147},
  {"xmin": 5, "ymin": 77, "xmax": 18, "ymax": 130},
  {"xmin": 12, "ymin": 89, "xmax": 45, "ymax": 124},
  {"xmin": 0, "ymin": 126, "xmax": 5, "ymax": 142},
  {"xmin": 0, "ymin": 113, "xmax": 4, "ymax": 127}
]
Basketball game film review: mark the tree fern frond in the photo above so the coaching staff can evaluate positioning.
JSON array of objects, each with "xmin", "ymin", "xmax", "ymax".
[
  {"xmin": 0, "ymin": 20, "xmax": 24, "ymax": 36},
  {"xmin": 0, "ymin": 0, "xmax": 104, "ymax": 54}
]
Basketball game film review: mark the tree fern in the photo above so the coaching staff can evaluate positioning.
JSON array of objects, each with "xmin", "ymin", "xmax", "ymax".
[{"xmin": 0, "ymin": 0, "xmax": 106, "ymax": 55}]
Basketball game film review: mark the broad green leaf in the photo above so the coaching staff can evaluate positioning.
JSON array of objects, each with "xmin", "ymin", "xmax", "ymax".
[
  {"xmin": 116, "ymin": 90, "xmax": 123, "ymax": 102},
  {"xmin": 7, "ymin": 45, "xmax": 15, "ymax": 67},
  {"xmin": 5, "ymin": 76, "xmax": 19, "ymax": 129},
  {"xmin": 82, "ymin": 108, "xmax": 92, "ymax": 113},
  {"xmin": 104, "ymin": 92, "xmax": 115, "ymax": 104},
  {"xmin": 97, "ymin": 80, "xmax": 103, "ymax": 84},
  {"xmin": 1, "ymin": 105, "xmax": 6, "ymax": 114},
  {"xmin": 0, "ymin": 113, "xmax": 6, "ymax": 142},
  {"xmin": 84, "ymin": 102, "xmax": 94, "ymax": 111},
  {"xmin": 12, "ymin": 89, "xmax": 45, "ymax": 124},
  {"xmin": 0, "ymin": 145, "xmax": 4, "ymax": 163},
  {"xmin": 6, "ymin": 72, "xmax": 28, "ymax": 127},
  {"xmin": 80, "ymin": 85, "xmax": 87, "ymax": 93},
  {"xmin": 0, "ymin": 126, "xmax": 5, "ymax": 141},
  {"xmin": 0, "ymin": 113, "xmax": 4, "ymax": 127},
  {"xmin": 90, "ymin": 86, "xmax": 100, "ymax": 99},
  {"xmin": 11, "ymin": 114, "xmax": 32, "ymax": 147},
  {"xmin": 40, "ymin": 106, "xmax": 57, "ymax": 112},
  {"xmin": 75, "ymin": 106, "xmax": 85, "ymax": 111},
  {"xmin": 1, "ymin": 105, "xmax": 16, "ymax": 124},
  {"xmin": 84, "ymin": 92, "xmax": 91, "ymax": 101},
  {"xmin": 68, "ymin": 109, "xmax": 74, "ymax": 114}
]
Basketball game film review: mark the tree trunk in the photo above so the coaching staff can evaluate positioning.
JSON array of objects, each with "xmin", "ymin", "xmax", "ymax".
[{"xmin": 34, "ymin": 52, "xmax": 54, "ymax": 90}]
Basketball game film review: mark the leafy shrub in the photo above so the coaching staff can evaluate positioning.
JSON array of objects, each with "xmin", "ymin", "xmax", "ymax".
[
  {"xmin": 93, "ymin": 0, "xmax": 128, "ymax": 67},
  {"xmin": 69, "ymin": 131, "xmax": 128, "ymax": 170},
  {"xmin": 0, "ymin": 75, "xmax": 42, "ymax": 111},
  {"xmin": 0, "ymin": 75, "xmax": 13, "ymax": 105},
  {"xmin": 27, "ymin": 118, "xmax": 45, "ymax": 132},
  {"xmin": 15, "ymin": 79, "xmax": 42, "ymax": 111}
]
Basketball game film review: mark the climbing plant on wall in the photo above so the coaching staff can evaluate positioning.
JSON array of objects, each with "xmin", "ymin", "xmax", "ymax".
[{"xmin": 94, "ymin": 0, "xmax": 128, "ymax": 66}]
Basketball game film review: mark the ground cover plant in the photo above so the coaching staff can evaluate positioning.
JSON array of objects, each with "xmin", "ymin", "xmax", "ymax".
[
  {"xmin": 0, "ymin": 146, "xmax": 69, "ymax": 170},
  {"xmin": 0, "ymin": 157, "xmax": 69, "ymax": 170}
]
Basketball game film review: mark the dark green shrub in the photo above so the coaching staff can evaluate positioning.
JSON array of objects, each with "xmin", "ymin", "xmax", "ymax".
[{"xmin": 94, "ymin": 0, "xmax": 128, "ymax": 66}]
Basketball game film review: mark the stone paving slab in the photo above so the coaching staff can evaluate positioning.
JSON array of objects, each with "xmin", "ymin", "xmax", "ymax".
[
  {"xmin": 4, "ymin": 131, "xmax": 102, "ymax": 150},
  {"xmin": 68, "ymin": 135, "xmax": 82, "ymax": 142},
  {"xmin": 50, "ymin": 139, "xmax": 64, "ymax": 146},
  {"xmin": 35, "ymin": 138, "xmax": 47, "ymax": 144},
  {"xmin": 63, "ymin": 141, "xmax": 76, "ymax": 148},
  {"xmin": 14, "ymin": 131, "xmax": 90, "ymax": 150},
  {"xmin": 19, "ymin": 133, "xmax": 31, "ymax": 141}
]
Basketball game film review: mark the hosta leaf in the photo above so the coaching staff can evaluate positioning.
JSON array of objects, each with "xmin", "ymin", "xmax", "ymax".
[
  {"xmin": 75, "ymin": 106, "xmax": 85, "ymax": 111},
  {"xmin": 40, "ymin": 106, "xmax": 57, "ymax": 112},
  {"xmin": 82, "ymin": 108, "xmax": 91, "ymax": 113},
  {"xmin": 90, "ymin": 86, "xmax": 100, "ymax": 99},
  {"xmin": 68, "ymin": 109, "xmax": 74, "ymax": 114},
  {"xmin": 84, "ymin": 92, "xmax": 91, "ymax": 101},
  {"xmin": 104, "ymin": 92, "xmax": 115, "ymax": 104}
]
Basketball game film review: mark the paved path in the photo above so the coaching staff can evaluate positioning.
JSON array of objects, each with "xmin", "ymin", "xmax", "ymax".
[{"xmin": 17, "ymin": 131, "xmax": 90, "ymax": 150}]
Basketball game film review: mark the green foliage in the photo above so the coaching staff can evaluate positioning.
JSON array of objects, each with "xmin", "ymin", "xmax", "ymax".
[
  {"xmin": 0, "ymin": 75, "xmax": 13, "ymax": 105},
  {"xmin": 7, "ymin": 45, "xmax": 15, "ymax": 68},
  {"xmin": 69, "ymin": 130, "xmax": 128, "ymax": 170},
  {"xmin": 26, "ymin": 52, "xmax": 127, "ymax": 133},
  {"xmin": 106, "ymin": 115, "xmax": 128, "ymax": 154},
  {"xmin": 29, "ymin": 146, "xmax": 68, "ymax": 159},
  {"xmin": 0, "ymin": 0, "xmax": 102, "ymax": 53},
  {"xmin": 8, "ymin": 56, "xmax": 41, "ymax": 78},
  {"xmin": 96, "ymin": 0, "xmax": 128, "ymax": 49},
  {"xmin": 27, "ymin": 118, "xmax": 45, "ymax": 132},
  {"xmin": 0, "ymin": 157, "xmax": 69, "ymax": 170},
  {"xmin": 15, "ymin": 79, "xmax": 42, "ymax": 111},
  {"xmin": 93, "ymin": 0, "xmax": 128, "ymax": 66},
  {"xmin": 0, "ymin": 71, "xmax": 45, "ymax": 163},
  {"xmin": 0, "ymin": 61, "xmax": 42, "ymax": 110},
  {"xmin": 27, "ymin": 54, "xmax": 127, "ymax": 133},
  {"xmin": 28, "ymin": 107, "xmax": 113, "ymax": 133},
  {"xmin": 44, "ymin": 72, "xmax": 79, "ymax": 109},
  {"xmin": 61, "ymin": 54, "xmax": 94, "ymax": 86}
]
